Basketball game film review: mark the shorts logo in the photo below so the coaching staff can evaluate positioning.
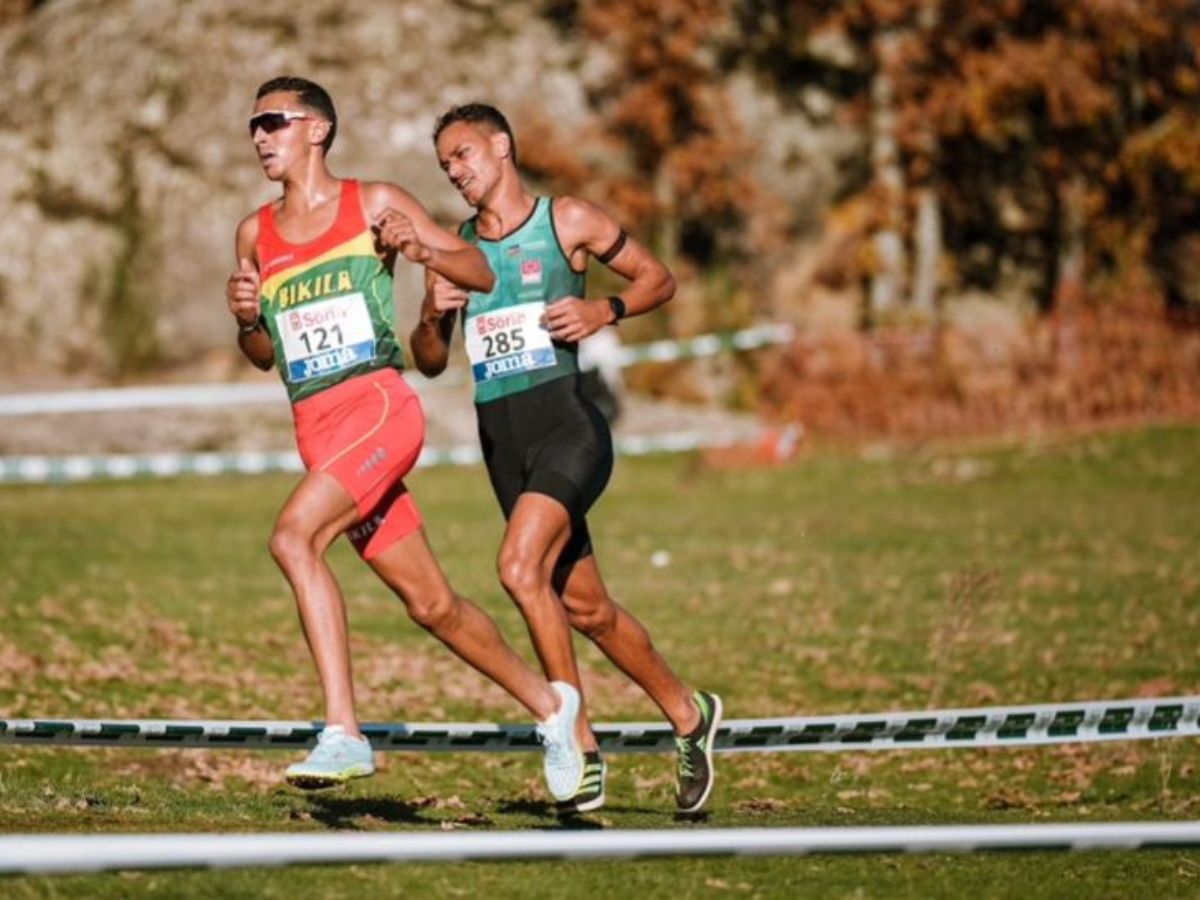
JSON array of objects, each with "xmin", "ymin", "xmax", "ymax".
[
  {"xmin": 347, "ymin": 512, "xmax": 385, "ymax": 544},
  {"xmin": 356, "ymin": 446, "xmax": 388, "ymax": 478},
  {"xmin": 520, "ymin": 260, "xmax": 542, "ymax": 285}
]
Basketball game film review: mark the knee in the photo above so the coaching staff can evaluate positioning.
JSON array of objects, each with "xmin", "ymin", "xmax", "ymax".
[
  {"xmin": 565, "ymin": 592, "xmax": 617, "ymax": 639},
  {"xmin": 268, "ymin": 520, "xmax": 315, "ymax": 571},
  {"xmin": 497, "ymin": 549, "xmax": 544, "ymax": 603},
  {"xmin": 405, "ymin": 588, "xmax": 460, "ymax": 634}
]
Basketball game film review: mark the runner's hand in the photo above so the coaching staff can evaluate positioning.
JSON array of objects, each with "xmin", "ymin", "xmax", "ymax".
[
  {"xmin": 226, "ymin": 257, "xmax": 261, "ymax": 328},
  {"xmin": 374, "ymin": 208, "xmax": 432, "ymax": 263},
  {"xmin": 542, "ymin": 296, "xmax": 612, "ymax": 342},
  {"xmin": 429, "ymin": 274, "xmax": 470, "ymax": 315}
]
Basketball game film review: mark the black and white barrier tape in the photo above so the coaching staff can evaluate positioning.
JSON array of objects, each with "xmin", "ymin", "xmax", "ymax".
[{"xmin": 2, "ymin": 695, "xmax": 1195, "ymax": 754}]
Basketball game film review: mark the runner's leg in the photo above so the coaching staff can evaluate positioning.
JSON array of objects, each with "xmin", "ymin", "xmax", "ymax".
[
  {"xmin": 268, "ymin": 470, "xmax": 364, "ymax": 735},
  {"xmin": 366, "ymin": 526, "xmax": 560, "ymax": 721},
  {"xmin": 558, "ymin": 552, "xmax": 700, "ymax": 734},
  {"xmin": 498, "ymin": 492, "xmax": 598, "ymax": 749}
]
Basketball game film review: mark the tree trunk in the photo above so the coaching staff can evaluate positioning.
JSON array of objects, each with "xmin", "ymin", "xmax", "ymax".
[
  {"xmin": 909, "ymin": 0, "xmax": 942, "ymax": 321},
  {"xmin": 1053, "ymin": 173, "xmax": 1087, "ymax": 312},
  {"xmin": 869, "ymin": 30, "xmax": 906, "ymax": 323},
  {"xmin": 910, "ymin": 186, "xmax": 942, "ymax": 320}
]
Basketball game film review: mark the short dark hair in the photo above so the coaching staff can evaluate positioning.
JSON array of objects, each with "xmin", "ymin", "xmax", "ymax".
[
  {"xmin": 256, "ymin": 76, "xmax": 337, "ymax": 154},
  {"xmin": 433, "ymin": 103, "xmax": 517, "ymax": 165}
]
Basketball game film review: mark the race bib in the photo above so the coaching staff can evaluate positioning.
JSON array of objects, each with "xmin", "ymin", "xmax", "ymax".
[
  {"xmin": 276, "ymin": 293, "xmax": 377, "ymax": 383},
  {"xmin": 465, "ymin": 301, "xmax": 556, "ymax": 384}
]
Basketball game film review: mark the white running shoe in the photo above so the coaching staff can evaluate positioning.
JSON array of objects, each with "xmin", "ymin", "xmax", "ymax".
[
  {"xmin": 285, "ymin": 725, "xmax": 375, "ymax": 789},
  {"xmin": 536, "ymin": 681, "xmax": 585, "ymax": 801}
]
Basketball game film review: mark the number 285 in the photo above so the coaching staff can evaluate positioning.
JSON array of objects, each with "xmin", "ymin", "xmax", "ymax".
[{"xmin": 482, "ymin": 329, "xmax": 525, "ymax": 358}]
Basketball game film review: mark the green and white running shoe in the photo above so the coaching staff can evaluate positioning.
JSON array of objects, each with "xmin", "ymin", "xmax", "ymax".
[
  {"xmin": 285, "ymin": 725, "xmax": 375, "ymax": 789},
  {"xmin": 536, "ymin": 681, "xmax": 585, "ymax": 801},
  {"xmin": 675, "ymin": 690, "xmax": 723, "ymax": 813},
  {"xmin": 556, "ymin": 751, "xmax": 607, "ymax": 815}
]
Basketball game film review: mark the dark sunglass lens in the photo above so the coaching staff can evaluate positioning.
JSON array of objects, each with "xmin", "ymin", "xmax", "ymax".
[{"xmin": 249, "ymin": 113, "xmax": 288, "ymax": 136}]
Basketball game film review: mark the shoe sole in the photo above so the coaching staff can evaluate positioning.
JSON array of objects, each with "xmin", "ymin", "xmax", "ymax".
[
  {"xmin": 557, "ymin": 790, "xmax": 606, "ymax": 816},
  {"xmin": 557, "ymin": 759, "xmax": 608, "ymax": 815},
  {"xmin": 285, "ymin": 765, "xmax": 374, "ymax": 790},
  {"xmin": 543, "ymin": 682, "xmax": 585, "ymax": 801},
  {"xmin": 678, "ymin": 693, "xmax": 723, "ymax": 814}
]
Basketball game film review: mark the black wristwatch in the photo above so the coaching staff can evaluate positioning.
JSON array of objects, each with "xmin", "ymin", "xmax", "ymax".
[{"xmin": 606, "ymin": 295, "xmax": 627, "ymax": 325}]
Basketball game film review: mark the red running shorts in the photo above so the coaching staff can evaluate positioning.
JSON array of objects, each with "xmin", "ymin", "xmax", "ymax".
[{"xmin": 292, "ymin": 368, "xmax": 425, "ymax": 559}]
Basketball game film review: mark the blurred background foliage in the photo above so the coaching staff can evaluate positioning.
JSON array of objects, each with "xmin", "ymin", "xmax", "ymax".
[{"xmin": 1, "ymin": 0, "xmax": 1197, "ymax": 435}]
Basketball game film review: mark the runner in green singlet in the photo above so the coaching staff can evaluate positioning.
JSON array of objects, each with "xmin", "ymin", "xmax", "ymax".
[{"xmin": 411, "ymin": 104, "xmax": 722, "ymax": 815}]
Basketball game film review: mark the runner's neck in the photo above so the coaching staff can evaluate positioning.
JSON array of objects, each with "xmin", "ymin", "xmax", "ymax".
[
  {"xmin": 477, "ymin": 182, "xmax": 537, "ymax": 241},
  {"xmin": 278, "ymin": 166, "xmax": 342, "ymax": 218}
]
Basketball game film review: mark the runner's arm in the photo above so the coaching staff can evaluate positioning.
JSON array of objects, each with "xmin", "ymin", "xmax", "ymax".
[
  {"xmin": 410, "ymin": 269, "xmax": 461, "ymax": 377},
  {"xmin": 364, "ymin": 183, "xmax": 495, "ymax": 293},
  {"xmin": 228, "ymin": 215, "xmax": 273, "ymax": 371},
  {"xmin": 557, "ymin": 196, "xmax": 675, "ymax": 321},
  {"xmin": 541, "ymin": 197, "xmax": 676, "ymax": 341}
]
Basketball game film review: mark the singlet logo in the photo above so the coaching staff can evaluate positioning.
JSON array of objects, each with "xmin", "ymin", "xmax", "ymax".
[
  {"xmin": 262, "ymin": 252, "xmax": 297, "ymax": 277},
  {"xmin": 277, "ymin": 270, "xmax": 354, "ymax": 309},
  {"xmin": 521, "ymin": 260, "xmax": 543, "ymax": 285}
]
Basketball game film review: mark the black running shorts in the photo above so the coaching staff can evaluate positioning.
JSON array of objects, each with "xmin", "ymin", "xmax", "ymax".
[{"xmin": 475, "ymin": 374, "xmax": 614, "ymax": 569}]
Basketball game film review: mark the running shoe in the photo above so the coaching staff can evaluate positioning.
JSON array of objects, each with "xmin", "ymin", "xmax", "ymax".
[
  {"xmin": 556, "ymin": 751, "xmax": 607, "ymax": 815},
  {"xmin": 285, "ymin": 725, "xmax": 375, "ymax": 789},
  {"xmin": 675, "ymin": 690, "xmax": 723, "ymax": 813},
  {"xmin": 536, "ymin": 681, "xmax": 585, "ymax": 801}
]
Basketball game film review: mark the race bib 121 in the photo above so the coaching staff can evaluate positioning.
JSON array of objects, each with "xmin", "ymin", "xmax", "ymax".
[{"xmin": 276, "ymin": 293, "xmax": 377, "ymax": 383}]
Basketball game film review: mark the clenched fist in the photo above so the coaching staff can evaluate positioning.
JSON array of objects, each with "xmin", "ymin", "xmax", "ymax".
[
  {"xmin": 374, "ymin": 207, "xmax": 432, "ymax": 264},
  {"xmin": 226, "ymin": 257, "xmax": 262, "ymax": 328}
]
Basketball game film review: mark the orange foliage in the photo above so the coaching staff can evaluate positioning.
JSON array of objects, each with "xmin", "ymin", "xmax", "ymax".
[
  {"xmin": 760, "ymin": 305, "xmax": 1200, "ymax": 438},
  {"xmin": 524, "ymin": 0, "xmax": 758, "ymax": 264}
]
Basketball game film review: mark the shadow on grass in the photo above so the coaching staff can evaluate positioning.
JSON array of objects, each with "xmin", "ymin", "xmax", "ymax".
[
  {"xmin": 305, "ymin": 794, "xmax": 438, "ymax": 829},
  {"xmin": 493, "ymin": 797, "xmax": 683, "ymax": 828},
  {"xmin": 494, "ymin": 797, "xmax": 556, "ymax": 819}
]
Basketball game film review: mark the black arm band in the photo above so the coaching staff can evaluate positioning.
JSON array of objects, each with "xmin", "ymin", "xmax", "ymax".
[{"xmin": 597, "ymin": 230, "xmax": 628, "ymax": 264}]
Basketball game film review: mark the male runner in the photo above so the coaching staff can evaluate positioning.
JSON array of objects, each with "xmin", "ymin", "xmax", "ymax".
[
  {"xmin": 225, "ymin": 78, "xmax": 583, "ymax": 800},
  {"xmin": 411, "ymin": 103, "xmax": 722, "ymax": 814}
]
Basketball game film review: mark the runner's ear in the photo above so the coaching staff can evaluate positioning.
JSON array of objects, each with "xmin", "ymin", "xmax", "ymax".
[
  {"xmin": 309, "ymin": 118, "xmax": 332, "ymax": 149},
  {"xmin": 492, "ymin": 130, "xmax": 513, "ymax": 162}
]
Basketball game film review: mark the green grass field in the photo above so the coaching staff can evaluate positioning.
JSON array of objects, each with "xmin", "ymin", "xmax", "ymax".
[{"xmin": 1, "ymin": 425, "xmax": 1198, "ymax": 898}]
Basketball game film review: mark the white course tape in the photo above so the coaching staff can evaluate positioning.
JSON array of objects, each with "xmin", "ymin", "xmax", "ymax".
[
  {"xmin": 2, "ymin": 695, "xmax": 1195, "ymax": 753},
  {"xmin": 0, "ymin": 823, "xmax": 1197, "ymax": 875},
  {"xmin": 0, "ymin": 382, "xmax": 287, "ymax": 417},
  {"xmin": 0, "ymin": 324, "xmax": 793, "ymax": 419},
  {"xmin": 0, "ymin": 430, "xmax": 746, "ymax": 485}
]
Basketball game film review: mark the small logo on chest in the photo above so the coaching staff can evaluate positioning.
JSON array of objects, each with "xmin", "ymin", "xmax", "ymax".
[{"xmin": 520, "ymin": 259, "xmax": 543, "ymax": 285}]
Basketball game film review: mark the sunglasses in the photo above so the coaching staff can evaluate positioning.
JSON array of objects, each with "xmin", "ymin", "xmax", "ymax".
[{"xmin": 248, "ymin": 110, "xmax": 310, "ymax": 137}]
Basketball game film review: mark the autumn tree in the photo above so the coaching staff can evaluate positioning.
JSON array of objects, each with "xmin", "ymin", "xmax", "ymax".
[
  {"xmin": 531, "ymin": 0, "xmax": 762, "ymax": 331},
  {"xmin": 731, "ymin": 0, "xmax": 1200, "ymax": 317}
]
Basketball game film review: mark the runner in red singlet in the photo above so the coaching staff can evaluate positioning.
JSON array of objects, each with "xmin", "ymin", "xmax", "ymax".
[{"xmin": 224, "ymin": 77, "xmax": 583, "ymax": 798}]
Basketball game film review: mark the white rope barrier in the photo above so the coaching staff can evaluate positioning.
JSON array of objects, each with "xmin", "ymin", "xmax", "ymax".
[
  {"xmin": 1, "ymin": 822, "xmax": 1197, "ymax": 875},
  {"xmin": 3, "ymin": 695, "xmax": 1195, "ymax": 754}
]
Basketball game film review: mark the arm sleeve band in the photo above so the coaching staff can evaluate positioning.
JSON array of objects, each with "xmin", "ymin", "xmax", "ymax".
[{"xmin": 597, "ymin": 230, "xmax": 628, "ymax": 264}]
